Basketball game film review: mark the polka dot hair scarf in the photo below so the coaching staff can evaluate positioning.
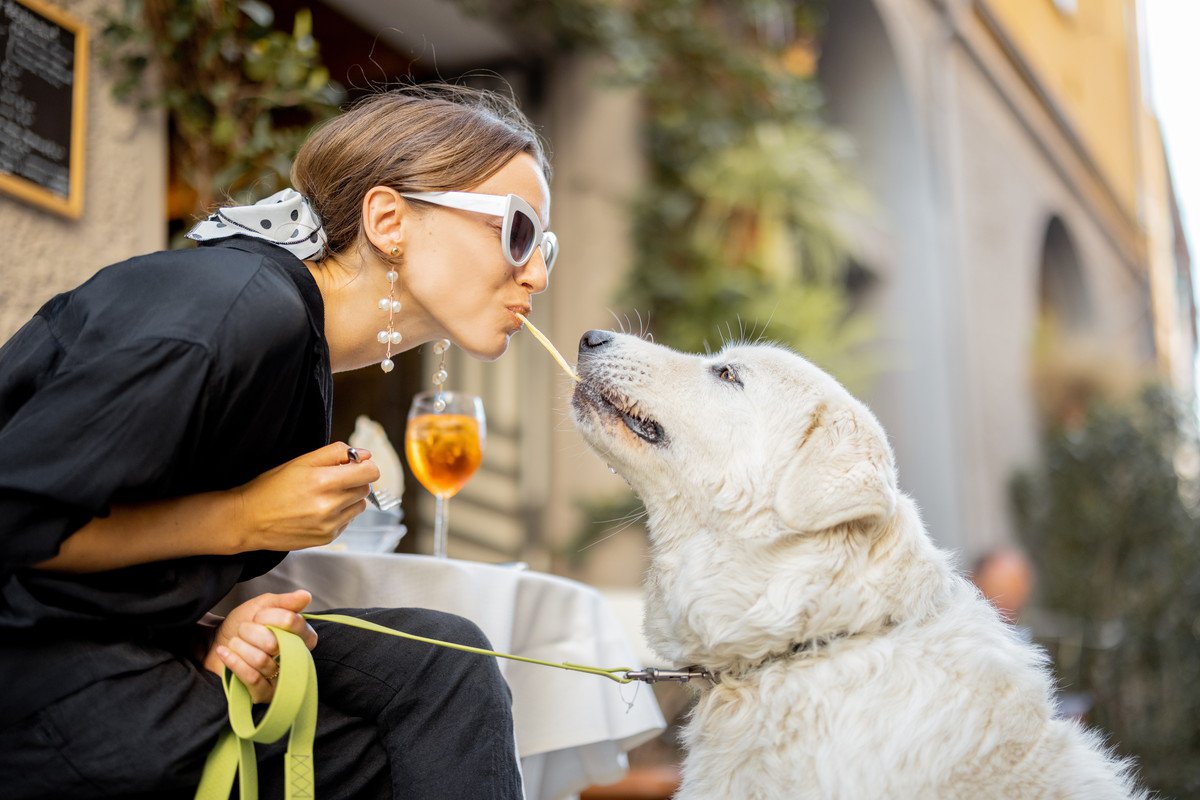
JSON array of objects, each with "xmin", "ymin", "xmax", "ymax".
[{"xmin": 185, "ymin": 188, "xmax": 328, "ymax": 260}]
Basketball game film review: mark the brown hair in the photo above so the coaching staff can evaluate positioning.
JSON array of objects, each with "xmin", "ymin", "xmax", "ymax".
[{"xmin": 291, "ymin": 84, "xmax": 550, "ymax": 256}]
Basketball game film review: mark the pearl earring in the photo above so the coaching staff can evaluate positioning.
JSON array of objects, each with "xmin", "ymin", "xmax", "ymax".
[
  {"xmin": 432, "ymin": 338, "xmax": 450, "ymax": 411},
  {"xmin": 377, "ymin": 257, "xmax": 402, "ymax": 373}
]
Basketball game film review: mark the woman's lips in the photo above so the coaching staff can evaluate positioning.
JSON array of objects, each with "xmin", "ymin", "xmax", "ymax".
[{"xmin": 505, "ymin": 306, "xmax": 531, "ymax": 330}]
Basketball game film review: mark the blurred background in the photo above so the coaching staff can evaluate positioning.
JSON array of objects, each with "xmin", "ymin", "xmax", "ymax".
[{"xmin": 2, "ymin": 0, "xmax": 1198, "ymax": 796}]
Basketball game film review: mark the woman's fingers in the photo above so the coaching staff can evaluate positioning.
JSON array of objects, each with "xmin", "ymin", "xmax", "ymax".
[
  {"xmin": 251, "ymin": 606, "xmax": 303, "ymax": 632},
  {"xmin": 326, "ymin": 485, "xmax": 370, "ymax": 520},
  {"xmin": 333, "ymin": 497, "xmax": 368, "ymax": 528},
  {"xmin": 346, "ymin": 446, "xmax": 372, "ymax": 462},
  {"xmin": 301, "ymin": 441, "xmax": 361, "ymax": 467},
  {"xmin": 299, "ymin": 441, "xmax": 376, "ymax": 470},
  {"xmin": 321, "ymin": 461, "xmax": 381, "ymax": 492},
  {"xmin": 216, "ymin": 644, "xmax": 274, "ymax": 704},
  {"xmin": 227, "ymin": 634, "xmax": 277, "ymax": 675},
  {"xmin": 265, "ymin": 589, "xmax": 313, "ymax": 612},
  {"xmin": 253, "ymin": 606, "xmax": 319, "ymax": 651},
  {"xmin": 238, "ymin": 621, "xmax": 280, "ymax": 657}
]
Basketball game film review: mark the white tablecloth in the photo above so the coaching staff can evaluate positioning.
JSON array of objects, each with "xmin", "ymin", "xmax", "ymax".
[{"xmin": 220, "ymin": 550, "xmax": 666, "ymax": 800}]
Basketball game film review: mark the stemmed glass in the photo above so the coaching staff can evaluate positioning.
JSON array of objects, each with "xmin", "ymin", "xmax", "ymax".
[{"xmin": 405, "ymin": 391, "xmax": 486, "ymax": 558}]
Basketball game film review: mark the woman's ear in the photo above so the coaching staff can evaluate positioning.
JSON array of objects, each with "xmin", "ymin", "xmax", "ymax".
[
  {"xmin": 774, "ymin": 405, "xmax": 897, "ymax": 534},
  {"xmin": 361, "ymin": 186, "xmax": 408, "ymax": 255}
]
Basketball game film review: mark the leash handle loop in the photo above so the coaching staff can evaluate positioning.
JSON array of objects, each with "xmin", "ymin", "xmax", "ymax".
[{"xmin": 194, "ymin": 626, "xmax": 316, "ymax": 800}]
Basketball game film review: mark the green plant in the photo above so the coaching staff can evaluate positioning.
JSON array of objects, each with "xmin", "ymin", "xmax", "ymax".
[
  {"xmin": 1010, "ymin": 387, "xmax": 1200, "ymax": 796},
  {"xmin": 469, "ymin": 0, "xmax": 871, "ymax": 385},
  {"xmin": 98, "ymin": 0, "xmax": 344, "ymax": 218}
]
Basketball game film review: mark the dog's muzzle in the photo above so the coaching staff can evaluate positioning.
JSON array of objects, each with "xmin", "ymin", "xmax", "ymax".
[{"xmin": 573, "ymin": 332, "xmax": 666, "ymax": 446}]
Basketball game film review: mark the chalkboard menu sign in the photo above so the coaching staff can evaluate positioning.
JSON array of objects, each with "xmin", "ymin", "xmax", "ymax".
[{"xmin": 0, "ymin": 0, "xmax": 87, "ymax": 219}]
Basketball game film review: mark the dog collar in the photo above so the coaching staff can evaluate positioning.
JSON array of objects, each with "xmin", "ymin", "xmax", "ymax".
[
  {"xmin": 627, "ymin": 620, "xmax": 899, "ymax": 686},
  {"xmin": 705, "ymin": 626, "xmax": 891, "ymax": 684},
  {"xmin": 621, "ymin": 636, "xmax": 846, "ymax": 687}
]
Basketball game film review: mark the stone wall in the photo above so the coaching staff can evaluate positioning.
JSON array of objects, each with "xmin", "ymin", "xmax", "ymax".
[{"xmin": 0, "ymin": 0, "xmax": 166, "ymax": 342}]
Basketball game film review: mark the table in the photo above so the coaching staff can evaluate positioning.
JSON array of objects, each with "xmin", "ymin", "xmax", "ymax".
[{"xmin": 220, "ymin": 550, "xmax": 666, "ymax": 800}]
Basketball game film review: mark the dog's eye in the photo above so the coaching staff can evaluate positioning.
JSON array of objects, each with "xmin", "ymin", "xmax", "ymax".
[{"xmin": 713, "ymin": 365, "xmax": 743, "ymax": 387}]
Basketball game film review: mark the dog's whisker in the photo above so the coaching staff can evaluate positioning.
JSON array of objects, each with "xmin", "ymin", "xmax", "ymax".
[
  {"xmin": 594, "ymin": 504, "xmax": 649, "ymax": 526},
  {"xmin": 577, "ymin": 510, "xmax": 650, "ymax": 553},
  {"xmin": 756, "ymin": 301, "xmax": 781, "ymax": 344},
  {"xmin": 605, "ymin": 308, "xmax": 624, "ymax": 335}
]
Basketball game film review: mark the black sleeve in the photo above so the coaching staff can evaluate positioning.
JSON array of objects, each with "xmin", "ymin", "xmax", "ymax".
[{"xmin": 0, "ymin": 337, "xmax": 212, "ymax": 571}]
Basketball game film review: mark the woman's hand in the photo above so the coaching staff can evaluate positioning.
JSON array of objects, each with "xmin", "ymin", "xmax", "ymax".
[
  {"xmin": 33, "ymin": 442, "xmax": 379, "ymax": 573},
  {"xmin": 231, "ymin": 442, "xmax": 381, "ymax": 553},
  {"xmin": 203, "ymin": 589, "xmax": 319, "ymax": 704}
]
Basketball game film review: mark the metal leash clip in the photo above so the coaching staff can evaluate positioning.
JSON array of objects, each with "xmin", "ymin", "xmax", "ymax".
[{"xmin": 623, "ymin": 666, "xmax": 716, "ymax": 685}]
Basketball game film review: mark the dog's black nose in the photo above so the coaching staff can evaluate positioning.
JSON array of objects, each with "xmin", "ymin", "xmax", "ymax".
[{"xmin": 580, "ymin": 330, "xmax": 614, "ymax": 352}]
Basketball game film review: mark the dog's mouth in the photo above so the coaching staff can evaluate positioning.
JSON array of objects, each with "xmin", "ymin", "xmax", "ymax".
[{"xmin": 573, "ymin": 381, "xmax": 666, "ymax": 445}]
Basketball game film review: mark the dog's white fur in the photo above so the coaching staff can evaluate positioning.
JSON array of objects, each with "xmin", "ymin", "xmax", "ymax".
[{"xmin": 571, "ymin": 332, "xmax": 1146, "ymax": 800}]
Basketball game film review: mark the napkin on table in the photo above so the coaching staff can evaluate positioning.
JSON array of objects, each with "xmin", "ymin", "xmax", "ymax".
[{"xmin": 348, "ymin": 415, "xmax": 405, "ymax": 502}]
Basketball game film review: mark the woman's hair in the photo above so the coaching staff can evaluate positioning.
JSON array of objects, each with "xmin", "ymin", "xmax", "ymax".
[{"xmin": 291, "ymin": 83, "xmax": 550, "ymax": 256}]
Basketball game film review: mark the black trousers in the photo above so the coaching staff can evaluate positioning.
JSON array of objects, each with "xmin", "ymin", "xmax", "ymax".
[{"xmin": 0, "ymin": 608, "xmax": 524, "ymax": 799}]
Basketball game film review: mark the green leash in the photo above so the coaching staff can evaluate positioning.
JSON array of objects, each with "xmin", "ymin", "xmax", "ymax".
[{"xmin": 194, "ymin": 612, "xmax": 636, "ymax": 800}]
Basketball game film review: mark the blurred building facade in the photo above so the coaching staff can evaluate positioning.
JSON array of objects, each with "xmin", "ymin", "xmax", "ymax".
[
  {"xmin": 816, "ymin": 0, "xmax": 1195, "ymax": 561},
  {"xmin": 0, "ymin": 0, "xmax": 1193, "ymax": 575}
]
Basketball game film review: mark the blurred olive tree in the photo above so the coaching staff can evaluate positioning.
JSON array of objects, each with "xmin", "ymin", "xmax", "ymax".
[
  {"xmin": 1011, "ymin": 386, "xmax": 1200, "ymax": 796},
  {"xmin": 98, "ymin": 0, "xmax": 344, "ymax": 219}
]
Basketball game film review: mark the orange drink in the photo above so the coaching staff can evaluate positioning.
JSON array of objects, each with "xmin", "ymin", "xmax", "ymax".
[{"xmin": 405, "ymin": 413, "xmax": 483, "ymax": 498}]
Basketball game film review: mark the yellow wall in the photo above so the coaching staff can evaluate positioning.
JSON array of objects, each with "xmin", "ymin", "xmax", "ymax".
[
  {"xmin": 984, "ymin": 0, "xmax": 1194, "ymax": 389},
  {"xmin": 984, "ymin": 0, "xmax": 1141, "ymax": 220}
]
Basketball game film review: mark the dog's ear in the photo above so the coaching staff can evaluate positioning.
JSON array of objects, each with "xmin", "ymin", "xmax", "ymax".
[{"xmin": 774, "ymin": 404, "xmax": 897, "ymax": 533}]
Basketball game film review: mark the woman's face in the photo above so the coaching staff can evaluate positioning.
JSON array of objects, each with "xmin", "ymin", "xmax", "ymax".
[{"xmin": 401, "ymin": 152, "xmax": 552, "ymax": 361}]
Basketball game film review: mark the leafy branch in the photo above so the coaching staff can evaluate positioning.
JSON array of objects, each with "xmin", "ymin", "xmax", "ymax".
[{"xmin": 98, "ymin": 0, "xmax": 344, "ymax": 218}]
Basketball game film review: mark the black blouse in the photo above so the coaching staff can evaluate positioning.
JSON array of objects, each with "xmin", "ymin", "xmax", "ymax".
[{"xmin": 0, "ymin": 237, "xmax": 331, "ymax": 725}]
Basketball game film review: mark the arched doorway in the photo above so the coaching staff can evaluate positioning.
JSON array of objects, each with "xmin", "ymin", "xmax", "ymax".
[
  {"xmin": 1031, "ymin": 215, "xmax": 1103, "ymax": 430},
  {"xmin": 1038, "ymin": 216, "xmax": 1093, "ymax": 334}
]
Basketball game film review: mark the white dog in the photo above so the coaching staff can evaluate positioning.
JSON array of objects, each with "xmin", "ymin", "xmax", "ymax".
[{"xmin": 570, "ymin": 330, "xmax": 1146, "ymax": 800}]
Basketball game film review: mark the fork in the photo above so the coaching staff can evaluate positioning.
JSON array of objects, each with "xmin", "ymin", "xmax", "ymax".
[
  {"xmin": 346, "ymin": 447, "xmax": 403, "ymax": 512},
  {"xmin": 370, "ymin": 487, "xmax": 403, "ymax": 513}
]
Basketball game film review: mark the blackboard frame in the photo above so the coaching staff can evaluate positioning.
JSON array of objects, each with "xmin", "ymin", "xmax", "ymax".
[{"xmin": 0, "ymin": 0, "xmax": 88, "ymax": 219}]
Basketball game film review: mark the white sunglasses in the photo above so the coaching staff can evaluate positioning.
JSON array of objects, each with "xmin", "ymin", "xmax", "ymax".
[{"xmin": 401, "ymin": 191, "xmax": 558, "ymax": 273}]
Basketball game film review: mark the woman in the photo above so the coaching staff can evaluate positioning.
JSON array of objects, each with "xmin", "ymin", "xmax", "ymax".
[{"xmin": 0, "ymin": 85, "xmax": 554, "ymax": 798}]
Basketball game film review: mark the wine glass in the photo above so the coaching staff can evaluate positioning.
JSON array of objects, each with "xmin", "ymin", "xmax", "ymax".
[{"xmin": 405, "ymin": 391, "xmax": 486, "ymax": 558}]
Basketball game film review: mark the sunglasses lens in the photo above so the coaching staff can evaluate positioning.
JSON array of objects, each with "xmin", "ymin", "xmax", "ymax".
[{"xmin": 509, "ymin": 209, "xmax": 536, "ymax": 265}]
